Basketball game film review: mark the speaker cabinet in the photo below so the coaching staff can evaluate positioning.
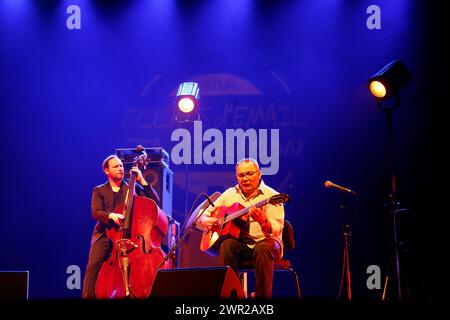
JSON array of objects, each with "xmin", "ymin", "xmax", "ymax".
[
  {"xmin": 0, "ymin": 271, "xmax": 29, "ymax": 299},
  {"xmin": 143, "ymin": 163, "xmax": 175, "ymax": 252},
  {"xmin": 149, "ymin": 266, "xmax": 245, "ymax": 299},
  {"xmin": 142, "ymin": 163, "xmax": 173, "ymax": 217},
  {"xmin": 116, "ymin": 147, "xmax": 173, "ymax": 217}
]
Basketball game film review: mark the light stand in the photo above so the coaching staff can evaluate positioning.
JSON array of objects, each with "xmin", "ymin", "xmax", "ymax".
[
  {"xmin": 380, "ymin": 102, "xmax": 406, "ymax": 300},
  {"xmin": 174, "ymin": 80, "xmax": 200, "ymax": 262},
  {"xmin": 367, "ymin": 60, "xmax": 415, "ymax": 300},
  {"xmin": 155, "ymin": 163, "xmax": 191, "ymax": 270},
  {"xmin": 174, "ymin": 81, "xmax": 201, "ymax": 231},
  {"xmin": 369, "ymin": 60, "xmax": 431, "ymax": 300},
  {"xmin": 184, "ymin": 163, "xmax": 190, "ymax": 224},
  {"xmin": 378, "ymin": 92, "xmax": 427, "ymax": 301},
  {"xmin": 176, "ymin": 162, "xmax": 190, "ymax": 267},
  {"xmin": 378, "ymin": 93, "xmax": 431, "ymax": 301}
]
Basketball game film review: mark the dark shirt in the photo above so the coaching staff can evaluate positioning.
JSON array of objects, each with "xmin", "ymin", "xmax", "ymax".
[
  {"xmin": 112, "ymin": 191, "xmax": 122, "ymax": 210},
  {"xmin": 90, "ymin": 180, "xmax": 158, "ymax": 243}
]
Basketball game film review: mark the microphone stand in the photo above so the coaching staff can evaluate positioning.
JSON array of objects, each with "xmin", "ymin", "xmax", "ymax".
[
  {"xmin": 337, "ymin": 192, "xmax": 356, "ymax": 301},
  {"xmin": 157, "ymin": 193, "xmax": 213, "ymax": 269}
]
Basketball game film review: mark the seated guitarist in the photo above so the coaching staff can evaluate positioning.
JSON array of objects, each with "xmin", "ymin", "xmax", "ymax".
[{"xmin": 198, "ymin": 158, "xmax": 285, "ymax": 299}]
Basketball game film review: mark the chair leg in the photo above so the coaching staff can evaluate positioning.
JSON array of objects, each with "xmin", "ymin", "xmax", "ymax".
[
  {"xmin": 290, "ymin": 268, "xmax": 302, "ymax": 300},
  {"xmin": 239, "ymin": 272, "xmax": 249, "ymax": 298}
]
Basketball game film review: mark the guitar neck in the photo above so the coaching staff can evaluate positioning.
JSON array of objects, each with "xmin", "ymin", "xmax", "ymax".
[{"xmin": 225, "ymin": 198, "xmax": 271, "ymax": 222}]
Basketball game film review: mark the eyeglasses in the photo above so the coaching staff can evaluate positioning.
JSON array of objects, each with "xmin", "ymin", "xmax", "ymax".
[{"xmin": 237, "ymin": 171, "xmax": 259, "ymax": 179}]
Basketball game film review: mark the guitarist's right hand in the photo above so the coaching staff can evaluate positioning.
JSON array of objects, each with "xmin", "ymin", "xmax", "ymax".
[
  {"xmin": 198, "ymin": 214, "xmax": 218, "ymax": 230},
  {"xmin": 108, "ymin": 213, "xmax": 125, "ymax": 225}
]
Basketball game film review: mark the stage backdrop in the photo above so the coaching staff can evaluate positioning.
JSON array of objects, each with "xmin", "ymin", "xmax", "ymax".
[{"xmin": 0, "ymin": 0, "xmax": 439, "ymax": 299}]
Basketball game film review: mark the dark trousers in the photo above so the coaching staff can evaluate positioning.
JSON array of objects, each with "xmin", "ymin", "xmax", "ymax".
[
  {"xmin": 218, "ymin": 238, "xmax": 281, "ymax": 299},
  {"xmin": 82, "ymin": 235, "xmax": 111, "ymax": 299}
]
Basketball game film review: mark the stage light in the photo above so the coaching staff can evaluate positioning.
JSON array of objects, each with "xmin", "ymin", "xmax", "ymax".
[
  {"xmin": 368, "ymin": 60, "xmax": 411, "ymax": 104},
  {"xmin": 369, "ymin": 80, "xmax": 386, "ymax": 99},
  {"xmin": 175, "ymin": 82, "xmax": 200, "ymax": 122},
  {"xmin": 367, "ymin": 60, "xmax": 421, "ymax": 301},
  {"xmin": 178, "ymin": 97, "xmax": 195, "ymax": 113}
]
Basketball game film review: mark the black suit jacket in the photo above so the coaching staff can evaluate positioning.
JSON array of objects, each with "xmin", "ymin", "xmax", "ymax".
[{"xmin": 90, "ymin": 180, "xmax": 159, "ymax": 244}]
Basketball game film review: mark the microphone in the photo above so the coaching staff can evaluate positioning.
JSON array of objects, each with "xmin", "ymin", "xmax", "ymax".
[
  {"xmin": 204, "ymin": 193, "xmax": 216, "ymax": 207},
  {"xmin": 324, "ymin": 180, "xmax": 358, "ymax": 196}
]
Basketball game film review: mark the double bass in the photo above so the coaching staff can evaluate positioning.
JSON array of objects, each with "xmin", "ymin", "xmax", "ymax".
[{"xmin": 95, "ymin": 146, "xmax": 170, "ymax": 299}]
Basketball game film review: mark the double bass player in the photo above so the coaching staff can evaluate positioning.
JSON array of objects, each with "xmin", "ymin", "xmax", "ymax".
[{"xmin": 82, "ymin": 154, "xmax": 159, "ymax": 299}]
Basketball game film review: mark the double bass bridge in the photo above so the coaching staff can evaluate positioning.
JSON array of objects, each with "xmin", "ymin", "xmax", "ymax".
[{"xmin": 116, "ymin": 239, "xmax": 138, "ymax": 255}]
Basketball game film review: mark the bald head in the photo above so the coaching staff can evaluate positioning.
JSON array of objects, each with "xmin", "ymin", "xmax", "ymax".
[{"xmin": 235, "ymin": 158, "xmax": 260, "ymax": 170}]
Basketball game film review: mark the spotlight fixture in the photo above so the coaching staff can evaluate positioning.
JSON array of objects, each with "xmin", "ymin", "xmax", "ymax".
[
  {"xmin": 367, "ymin": 60, "xmax": 411, "ymax": 108},
  {"xmin": 367, "ymin": 60, "xmax": 427, "ymax": 301},
  {"xmin": 175, "ymin": 82, "xmax": 200, "ymax": 122}
]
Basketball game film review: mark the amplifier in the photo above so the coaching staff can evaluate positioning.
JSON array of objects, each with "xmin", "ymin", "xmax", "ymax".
[
  {"xmin": 115, "ymin": 147, "xmax": 169, "ymax": 166},
  {"xmin": 116, "ymin": 147, "xmax": 173, "ymax": 218}
]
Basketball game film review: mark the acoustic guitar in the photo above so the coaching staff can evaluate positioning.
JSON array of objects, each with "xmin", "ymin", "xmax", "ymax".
[{"xmin": 200, "ymin": 193, "xmax": 290, "ymax": 256}]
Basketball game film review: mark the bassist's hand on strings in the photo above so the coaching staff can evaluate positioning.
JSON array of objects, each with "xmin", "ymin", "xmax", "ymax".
[
  {"xmin": 130, "ymin": 166, "xmax": 148, "ymax": 186},
  {"xmin": 108, "ymin": 213, "xmax": 124, "ymax": 225}
]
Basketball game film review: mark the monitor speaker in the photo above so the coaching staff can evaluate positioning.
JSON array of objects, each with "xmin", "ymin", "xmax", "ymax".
[
  {"xmin": 0, "ymin": 271, "xmax": 29, "ymax": 299},
  {"xmin": 149, "ymin": 266, "xmax": 245, "ymax": 299}
]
